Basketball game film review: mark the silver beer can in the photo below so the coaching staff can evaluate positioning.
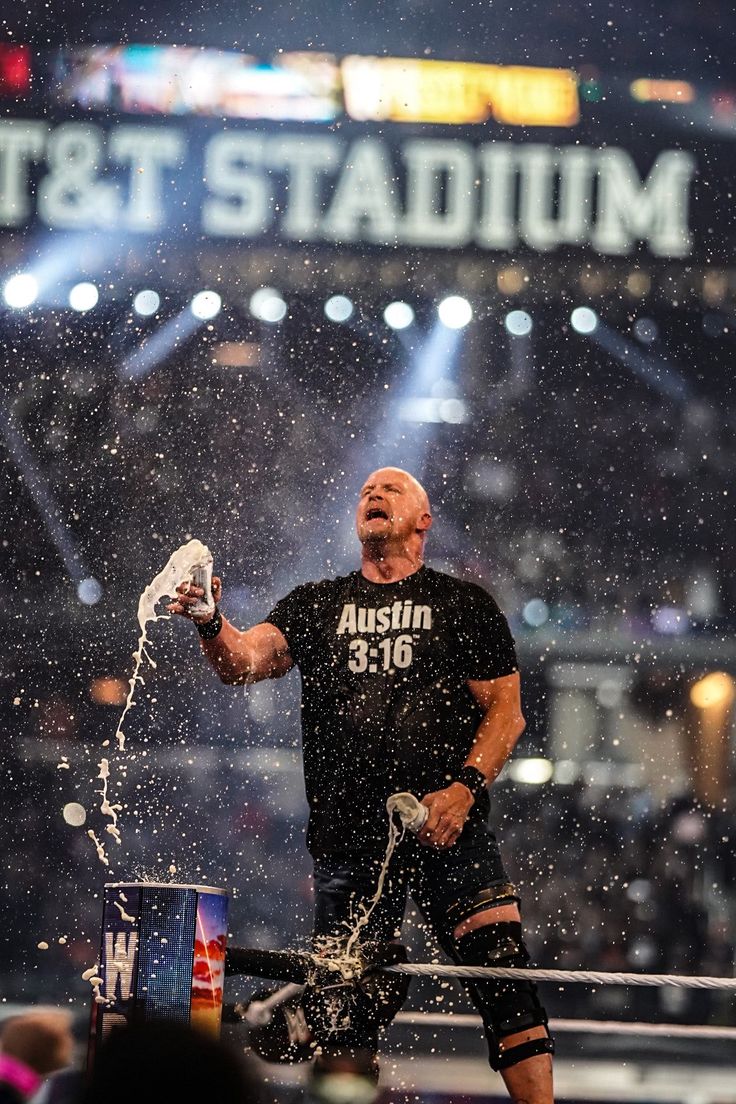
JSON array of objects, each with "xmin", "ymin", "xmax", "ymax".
[{"xmin": 188, "ymin": 559, "xmax": 215, "ymax": 616}]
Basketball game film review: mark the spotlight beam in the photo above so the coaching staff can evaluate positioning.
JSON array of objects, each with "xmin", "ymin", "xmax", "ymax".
[
  {"xmin": 588, "ymin": 323, "xmax": 692, "ymax": 403},
  {"xmin": 2, "ymin": 403, "xmax": 97, "ymax": 592},
  {"xmin": 119, "ymin": 309, "xmax": 200, "ymax": 381}
]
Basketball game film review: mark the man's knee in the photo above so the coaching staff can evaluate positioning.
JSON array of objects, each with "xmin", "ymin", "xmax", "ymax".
[{"xmin": 446, "ymin": 884, "xmax": 554, "ymax": 1072}]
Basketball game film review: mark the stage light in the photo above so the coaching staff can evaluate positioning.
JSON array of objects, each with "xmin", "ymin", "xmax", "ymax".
[
  {"xmin": 438, "ymin": 398, "xmax": 467, "ymax": 424},
  {"xmin": 62, "ymin": 802, "xmax": 87, "ymax": 827},
  {"xmin": 570, "ymin": 306, "xmax": 598, "ymax": 334},
  {"xmin": 651, "ymin": 606, "xmax": 687, "ymax": 635},
  {"xmin": 3, "ymin": 272, "xmax": 38, "ymax": 309},
  {"xmin": 522, "ymin": 598, "xmax": 549, "ymax": 627},
  {"xmin": 89, "ymin": 676, "xmax": 128, "ymax": 706},
  {"xmin": 553, "ymin": 760, "xmax": 581, "ymax": 784},
  {"xmin": 438, "ymin": 295, "xmax": 472, "ymax": 329},
  {"xmin": 509, "ymin": 758, "xmax": 554, "ymax": 785},
  {"xmin": 690, "ymin": 671, "xmax": 735, "ymax": 710},
  {"xmin": 69, "ymin": 282, "xmax": 99, "ymax": 312},
  {"xmin": 190, "ymin": 290, "xmax": 221, "ymax": 321},
  {"xmin": 324, "ymin": 294, "xmax": 354, "ymax": 323},
  {"xmin": 77, "ymin": 577, "xmax": 103, "ymax": 605},
  {"xmin": 505, "ymin": 310, "xmax": 533, "ymax": 337},
  {"xmin": 383, "ymin": 301, "xmax": 415, "ymax": 330},
  {"xmin": 212, "ymin": 341, "xmax": 261, "ymax": 368},
  {"xmin": 249, "ymin": 287, "xmax": 287, "ymax": 323},
  {"xmin": 133, "ymin": 289, "xmax": 160, "ymax": 317}
]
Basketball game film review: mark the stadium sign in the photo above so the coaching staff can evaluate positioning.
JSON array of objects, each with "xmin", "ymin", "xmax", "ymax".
[{"xmin": 0, "ymin": 119, "xmax": 696, "ymax": 257}]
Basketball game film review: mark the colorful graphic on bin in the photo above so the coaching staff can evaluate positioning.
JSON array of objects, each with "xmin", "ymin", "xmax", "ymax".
[
  {"xmin": 93, "ymin": 883, "xmax": 228, "ymax": 1049},
  {"xmin": 190, "ymin": 889, "xmax": 228, "ymax": 1035}
]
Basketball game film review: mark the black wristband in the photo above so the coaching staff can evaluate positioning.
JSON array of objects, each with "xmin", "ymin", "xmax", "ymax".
[
  {"xmin": 453, "ymin": 765, "xmax": 487, "ymax": 803},
  {"xmin": 196, "ymin": 606, "xmax": 223, "ymax": 640}
]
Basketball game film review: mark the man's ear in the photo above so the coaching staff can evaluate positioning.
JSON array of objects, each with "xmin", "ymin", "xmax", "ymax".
[{"xmin": 416, "ymin": 511, "xmax": 433, "ymax": 534}]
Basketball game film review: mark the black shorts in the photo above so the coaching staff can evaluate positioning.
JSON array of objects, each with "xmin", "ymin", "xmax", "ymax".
[{"xmin": 313, "ymin": 820, "xmax": 509, "ymax": 949}]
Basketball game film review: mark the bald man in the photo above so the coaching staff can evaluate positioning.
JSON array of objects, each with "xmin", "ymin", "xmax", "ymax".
[{"xmin": 171, "ymin": 468, "xmax": 554, "ymax": 1102}]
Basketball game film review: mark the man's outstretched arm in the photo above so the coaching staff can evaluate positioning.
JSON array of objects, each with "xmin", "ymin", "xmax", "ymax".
[{"xmin": 167, "ymin": 576, "xmax": 293, "ymax": 684}]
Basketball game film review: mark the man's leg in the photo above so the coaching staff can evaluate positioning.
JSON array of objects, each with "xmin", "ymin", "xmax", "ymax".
[
  {"xmin": 310, "ymin": 853, "xmax": 408, "ymax": 1069},
  {"xmin": 449, "ymin": 889, "xmax": 553, "ymax": 1104},
  {"xmin": 413, "ymin": 828, "xmax": 553, "ymax": 1104}
]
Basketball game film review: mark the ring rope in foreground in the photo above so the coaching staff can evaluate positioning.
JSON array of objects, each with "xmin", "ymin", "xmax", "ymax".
[
  {"xmin": 239, "ymin": 987, "xmax": 736, "ymax": 1041},
  {"xmin": 225, "ymin": 946, "xmax": 736, "ymax": 992},
  {"xmin": 383, "ymin": 963, "xmax": 736, "ymax": 990},
  {"xmin": 393, "ymin": 1012, "xmax": 736, "ymax": 1040}
]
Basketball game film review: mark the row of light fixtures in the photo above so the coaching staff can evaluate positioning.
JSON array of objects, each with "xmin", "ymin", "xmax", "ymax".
[{"xmin": 2, "ymin": 273, "xmax": 608, "ymax": 336}]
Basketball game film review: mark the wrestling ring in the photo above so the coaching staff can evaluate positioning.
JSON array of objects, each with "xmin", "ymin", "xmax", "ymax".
[
  {"xmin": 221, "ymin": 956, "xmax": 736, "ymax": 1104},
  {"xmin": 218, "ymin": 951, "xmax": 736, "ymax": 1102}
]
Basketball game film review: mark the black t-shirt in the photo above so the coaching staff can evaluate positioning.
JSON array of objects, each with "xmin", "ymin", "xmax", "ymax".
[{"xmin": 266, "ymin": 565, "xmax": 518, "ymax": 856}]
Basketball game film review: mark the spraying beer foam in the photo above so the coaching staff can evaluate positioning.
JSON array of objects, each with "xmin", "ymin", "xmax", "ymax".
[
  {"xmin": 114, "ymin": 539, "xmax": 213, "ymax": 753},
  {"xmin": 309, "ymin": 792, "xmax": 427, "ymax": 989},
  {"xmin": 89, "ymin": 539, "xmax": 213, "ymax": 865}
]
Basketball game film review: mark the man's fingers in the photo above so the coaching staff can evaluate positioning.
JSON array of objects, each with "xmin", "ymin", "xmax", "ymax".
[
  {"xmin": 420, "ymin": 799, "xmax": 442, "ymax": 834},
  {"xmin": 167, "ymin": 576, "xmax": 220, "ymax": 621},
  {"xmin": 419, "ymin": 815, "xmax": 454, "ymax": 848},
  {"xmin": 175, "ymin": 587, "xmax": 203, "ymax": 600},
  {"xmin": 432, "ymin": 817, "xmax": 463, "ymax": 849}
]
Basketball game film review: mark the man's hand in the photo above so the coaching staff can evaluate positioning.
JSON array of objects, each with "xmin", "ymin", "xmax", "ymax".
[
  {"xmin": 166, "ymin": 575, "xmax": 222, "ymax": 623},
  {"xmin": 417, "ymin": 782, "xmax": 474, "ymax": 849}
]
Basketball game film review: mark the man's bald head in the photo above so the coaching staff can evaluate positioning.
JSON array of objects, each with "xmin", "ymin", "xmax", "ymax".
[
  {"xmin": 366, "ymin": 467, "xmax": 430, "ymax": 511},
  {"xmin": 356, "ymin": 467, "xmax": 432, "ymax": 548},
  {"xmin": 0, "ymin": 1009, "xmax": 74, "ymax": 1076}
]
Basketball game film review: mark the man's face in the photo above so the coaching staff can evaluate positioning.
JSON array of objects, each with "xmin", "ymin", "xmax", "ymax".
[{"xmin": 355, "ymin": 469, "xmax": 429, "ymax": 544}]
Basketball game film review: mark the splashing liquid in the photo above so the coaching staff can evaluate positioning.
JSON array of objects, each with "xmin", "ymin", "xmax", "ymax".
[
  {"xmin": 90, "ymin": 539, "xmax": 213, "ymax": 865},
  {"xmin": 113, "ymin": 539, "xmax": 213, "ymax": 752},
  {"xmin": 306, "ymin": 793, "xmax": 427, "ymax": 996}
]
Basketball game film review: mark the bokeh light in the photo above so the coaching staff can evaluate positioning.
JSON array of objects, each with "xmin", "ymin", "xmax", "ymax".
[
  {"xmin": 437, "ymin": 295, "xmax": 472, "ymax": 329},
  {"xmin": 3, "ymin": 272, "xmax": 38, "ymax": 309}
]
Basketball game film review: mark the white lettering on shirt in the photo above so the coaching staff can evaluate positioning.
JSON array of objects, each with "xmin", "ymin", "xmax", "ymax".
[{"xmin": 336, "ymin": 600, "xmax": 432, "ymax": 635}]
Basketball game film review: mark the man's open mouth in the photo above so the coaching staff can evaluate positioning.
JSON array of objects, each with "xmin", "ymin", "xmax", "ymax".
[{"xmin": 366, "ymin": 507, "xmax": 389, "ymax": 520}]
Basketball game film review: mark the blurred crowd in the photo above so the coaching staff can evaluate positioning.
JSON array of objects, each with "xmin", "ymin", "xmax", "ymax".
[{"xmin": 1, "ymin": 767, "xmax": 734, "ymax": 1103}]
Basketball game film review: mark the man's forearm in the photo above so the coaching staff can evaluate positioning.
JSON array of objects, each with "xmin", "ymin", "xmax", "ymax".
[
  {"xmin": 199, "ymin": 616, "xmax": 253, "ymax": 684},
  {"xmin": 463, "ymin": 707, "xmax": 526, "ymax": 785}
]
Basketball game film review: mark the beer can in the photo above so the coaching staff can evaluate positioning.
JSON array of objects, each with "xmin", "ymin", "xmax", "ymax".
[{"xmin": 188, "ymin": 559, "xmax": 215, "ymax": 616}]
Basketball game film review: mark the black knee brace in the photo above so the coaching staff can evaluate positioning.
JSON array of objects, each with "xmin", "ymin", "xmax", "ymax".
[{"xmin": 448, "ymin": 884, "xmax": 554, "ymax": 1072}]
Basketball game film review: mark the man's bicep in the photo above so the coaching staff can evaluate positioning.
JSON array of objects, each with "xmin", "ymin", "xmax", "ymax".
[
  {"xmin": 236, "ymin": 621, "xmax": 294, "ymax": 683},
  {"xmin": 466, "ymin": 671, "xmax": 523, "ymax": 715}
]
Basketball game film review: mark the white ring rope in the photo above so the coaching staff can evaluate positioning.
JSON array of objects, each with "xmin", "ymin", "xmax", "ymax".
[
  {"xmin": 241, "ymin": 965, "xmax": 736, "ymax": 1028},
  {"xmin": 384, "ymin": 963, "xmax": 736, "ymax": 990},
  {"xmin": 243, "ymin": 987, "xmax": 736, "ymax": 1040},
  {"xmin": 241, "ymin": 964, "xmax": 736, "ymax": 1036},
  {"xmin": 394, "ymin": 1012, "xmax": 736, "ymax": 1040}
]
